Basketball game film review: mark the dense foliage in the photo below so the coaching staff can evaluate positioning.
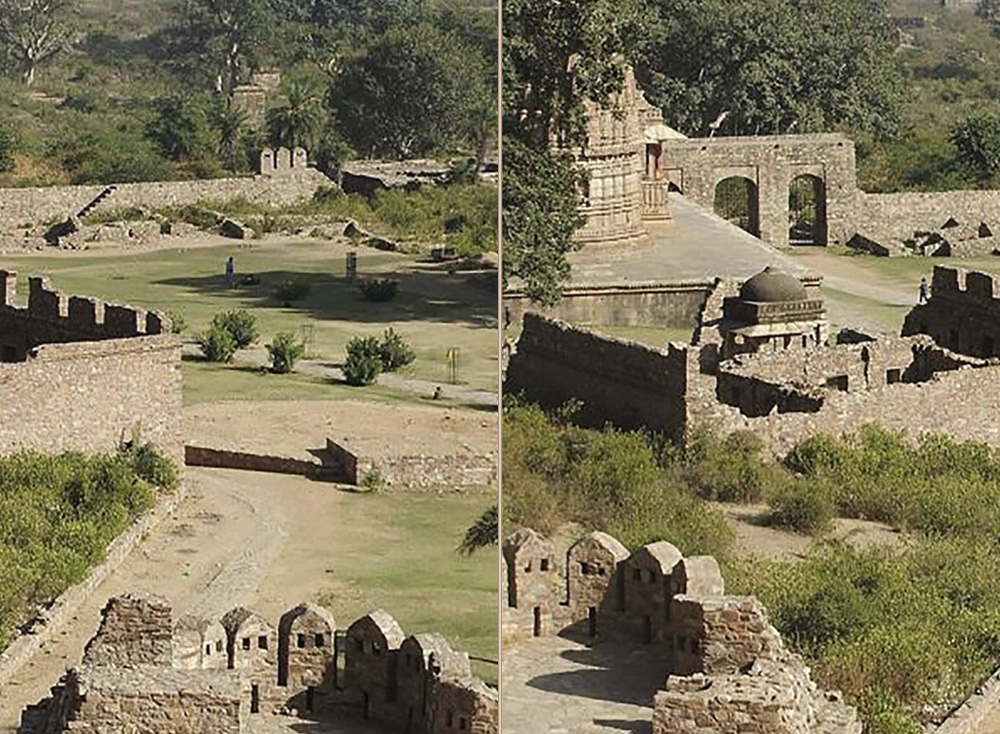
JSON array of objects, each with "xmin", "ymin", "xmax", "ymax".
[
  {"xmin": 0, "ymin": 446, "xmax": 178, "ymax": 649},
  {"xmin": 504, "ymin": 398, "xmax": 1000, "ymax": 731},
  {"xmin": 266, "ymin": 331, "xmax": 306, "ymax": 373}
]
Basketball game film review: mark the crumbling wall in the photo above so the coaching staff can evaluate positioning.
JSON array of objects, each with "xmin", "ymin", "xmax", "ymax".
[
  {"xmin": 859, "ymin": 191, "xmax": 1000, "ymax": 246},
  {"xmin": 0, "ymin": 169, "xmax": 331, "ymax": 231},
  {"xmin": 506, "ymin": 313, "xmax": 691, "ymax": 439},
  {"xmin": 82, "ymin": 596, "xmax": 173, "ymax": 668},
  {"xmin": 904, "ymin": 266, "xmax": 1000, "ymax": 358}
]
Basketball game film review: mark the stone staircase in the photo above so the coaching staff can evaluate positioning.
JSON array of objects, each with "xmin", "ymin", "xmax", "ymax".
[{"xmin": 75, "ymin": 186, "xmax": 117, "ymax": 219}]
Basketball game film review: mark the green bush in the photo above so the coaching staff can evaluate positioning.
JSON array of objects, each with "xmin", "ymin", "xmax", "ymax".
[
  {"xmin": 767, "ymin": 479, "xmax": 836, "ymax": 534},
  {"xmin": 211, "ymin": 309, "xmax": 259, "ymax": 349},
  {"xmin": 274, "ymin": 279, "xmax": 311, "ymax": 305},
  {"xmin": 343, "ymin": 336, "xmax": 383, "ymax": 386},
  {"xmin": 0, "ymin": 447, "xmax": 176, "ymax": 648},
  {"xmin": 683, "ymin": 429, "xmax": 778, "ymax": 503},
  {"xmin": 359, "ymin": 278, "xmax": 399, "ymax": 302},
  {"xmin": 378, "ymin": 328, "xmax": 416, "ymax": 371},
  {"xmin": 0, "ymin": 123, "xmax": 17, "ymax": 174},
  {"xmin": 165, "ymin": 311, "xmax": 186, "ymax": 335},
  {"xmin": 197, "ymin": 325, "xmax": 237, "ymax": 362},
  {"xmin": 266, "ymin": 332, "xmax": 306, "ymax": 374}
]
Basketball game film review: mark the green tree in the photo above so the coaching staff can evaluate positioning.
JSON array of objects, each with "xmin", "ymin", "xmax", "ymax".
[
  {"xmin": 267, "ymin": 81, "xmax": 324, "ymax": 150},
  {"xmin": 458, "ymin": 505, "xmax": 497, "ymax": 555},
  {"xmin": 146, "ymin": 95, "xmax": 217, "ymax": 163},
  {"xmin": 330, "ymin": 23, "xmax": 491, "ymax": 158},
  {"xmin": 952, "ymin": 114, "xmax": 1000, "ymax": 179},
  {"xmin": 501, "ymin": 137, "xmax": 584, "ymax": 306},
  {"xmin": 0, "ymin": 0, "xmax": 71, "ymax": 85},
  {"xmin": 185, "ymin": 0, "xmax": 275, "ymax": 96},
  {"xmin": 213, "ymin": 105, "xmax": 247, "ymax": 172},
  {"xmin": 635, "ymin": 0, "xmax": 907, "ymax": 138},
  {"xmin": 502, "ymin": 0, "xmax": 645, "ymax": 304}
]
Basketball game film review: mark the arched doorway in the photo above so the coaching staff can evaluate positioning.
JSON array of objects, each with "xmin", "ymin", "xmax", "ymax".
[
  {"xmin": 788, "ymin": 174, "xmax": 827, "ymax": 245},
  {"xmin": 714, "ymin": 177, "xmax": 760, "ymax": 237}
]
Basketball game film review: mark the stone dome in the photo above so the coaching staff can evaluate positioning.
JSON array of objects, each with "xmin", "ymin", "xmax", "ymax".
[{"xmin": 739, "ymin": 267, "xmax": 807, "ymax": 303}]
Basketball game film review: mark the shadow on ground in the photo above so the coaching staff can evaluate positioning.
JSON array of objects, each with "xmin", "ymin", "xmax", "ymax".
[{"xmin": 154, "ymin": 268, "xmax": 496, "ymax": 328}]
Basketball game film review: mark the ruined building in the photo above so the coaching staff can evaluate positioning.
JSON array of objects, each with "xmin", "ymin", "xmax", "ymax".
[
  {"xmin": 26, "ymin": 594, "xmax": 497, "ymax": 734},
  {"xmin": 502, "ymin": 529, "xmax": 862, "ymax": 734},
  {"xmin": 508, "ymin": 265, "xmax": 1000, "ymax": 453},
  {"xmin": 0, "ymin": 272, "xmax": 182, "ymax": 463}
]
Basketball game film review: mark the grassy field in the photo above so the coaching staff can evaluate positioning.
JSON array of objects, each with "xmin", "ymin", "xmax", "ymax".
[
  {"xmin": 0, "ymin": 238, "xmax": 498, "ymax": 401},
  {"xmin": 315, "ymin": 489, "xmax": 498, "ymax": 683}
]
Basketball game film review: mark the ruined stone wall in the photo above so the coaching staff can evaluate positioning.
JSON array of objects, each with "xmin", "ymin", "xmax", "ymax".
[
  {"xmin": 506, "ymin": 313, "xmax": 690, "ymax": 439},
  {"xmin": 430, "ymin": 678, "xmax": 498, "ymax": 734},
  {"xmin": 0, "ymin": 169, "xmax": 331, "ymax": 230},
  {"xmin": 859, "ymin": 191, "xmax": 1000, "ymax": 245},
  {"xmin": 904, "ymin": 266, "xmax": 1000, "ymax": 358},
  {"xmin": 83, "ymin": 596, "xmax": 173, "ymax": 668},
  {"xmin": 351, "ymin": 452, "xmax": 497, "ymax": 489},
  {"xmin": 659, "ymin": 133, "xmax": 858, "ymax": 249},
  {"xmin": 0, "ymin": 274, "xmax": 183, "ymax": 464}
]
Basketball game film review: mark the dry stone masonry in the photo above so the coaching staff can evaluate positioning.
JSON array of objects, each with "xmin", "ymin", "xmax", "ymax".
[
  {"xmin": 502, "ymin": 529, "xmax": 861, "ymax": 734},
  {"xmin": 26, "ymin": 594, "xmax": 496, "ymax": 734},
  {"xmin": 0, "ymin": 272, "xmax": 182, "ymax": 464},
  {"xmin": 508, "ymin": 265, "xmax": 1000, "ymax": 454}
]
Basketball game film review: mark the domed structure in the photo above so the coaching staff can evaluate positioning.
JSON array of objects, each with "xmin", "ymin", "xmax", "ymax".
[
  {"xmin": 719, "ymin": 269, "xmax": 827, "ymax": 360},
  {"xmin": 739, "ymin": 267, "xmax": 808, "ymax": 303}
]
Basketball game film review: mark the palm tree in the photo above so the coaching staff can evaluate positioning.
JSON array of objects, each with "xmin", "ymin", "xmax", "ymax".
[
  {"xmin": 213, "ymin": 105, "xmax": 247, "ymax": 172},
  {"xmin": 267, "ymin": 81, "xmax": 324, "ymax": 150},
  {"xmin": 457, "ymin": 505, "xmax": 498, "ymax": 556}
]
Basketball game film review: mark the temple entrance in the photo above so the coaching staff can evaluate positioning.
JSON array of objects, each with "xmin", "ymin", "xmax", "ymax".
[
  {"xmin": 788, "ymin": 174, "xmax": 827, "ymax": 245},
  {"xmin": 714, "ymin": 177, "xmax": 760, "ymax": 237}
]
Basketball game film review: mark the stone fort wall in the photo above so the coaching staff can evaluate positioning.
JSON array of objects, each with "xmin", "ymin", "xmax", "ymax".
[
  {"xmin": 858, "ymin": 190, "xmax": 1000, "ymax": 244},
  {"xmin": 0, "ymin": 272, "xmax": 183, "ymax": 464},
  {"xmin": 502, "ymin": 528, "xmax": 861, "ymax": 734},
  {"xmin": 0, "ymin": 167, "xmax": 331, "ymax": 231}
]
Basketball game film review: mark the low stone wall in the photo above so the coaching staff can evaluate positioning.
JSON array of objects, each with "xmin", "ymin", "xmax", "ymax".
[
  {"xmin": 184, "ymin": 445, "xmax": 337, "ymax": 480},
  {"xmin": 0, "ymin": 484, "xmax": 186, "ymax": 691},
  {"xmin": 0, "ymin": 170, "xmax": 331, "ymax": 230},
  {"xmin": 354, "ymin": 453, "xmax": 497, "ymax": 488}
]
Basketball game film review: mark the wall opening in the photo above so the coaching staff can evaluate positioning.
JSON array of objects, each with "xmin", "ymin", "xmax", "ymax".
[
  {"xmin": 533, "ymin": 606, "xmax": 542, "ymax": 637},
  {"xmin": 642, "ymin": 615, "xmax": 652, "ymax": 644},
  {"xmin": 714, "ymin": 177, "xmax": 760, "ymax": 237},
  {"xmin": 826, "ymin": 375, "xmax": 849, "ymax": 392},
  {"xmin": 362, "ymin": 691, "xmax": 370, "ymax": 719},
  {"xmin": 306, "ymin": 686, "xmax": 315, "ymax": 712},
  {"xmin": 251, "ymin": 683, "xmax": 260, "ymax": 714},
  {"xmin": 886, "ymin": 368, "xmax": 902, "ymax": 384},
  {"xmin": 588, "ymin": 606, "xmax": 597, "ymax": 638},
  {"xmin": 788, "ymin": 174, "xmax": 828, "ymax": 245}
]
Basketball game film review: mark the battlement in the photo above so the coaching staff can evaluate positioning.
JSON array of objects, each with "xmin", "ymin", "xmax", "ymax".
[
  {"xmin": 35, "ymin": 594, "xmax": 497, "ymax": 734},
  {"xmin": 931, "ymin": 265, "xmax": 1000, "ymax": 300},
  {"xmin": 258, "ymin": 146, "xmax": 310, "ymax": 177},
  {"xmin": 0, "ymin": 271, "xmax": 168, "ymax": 347}
]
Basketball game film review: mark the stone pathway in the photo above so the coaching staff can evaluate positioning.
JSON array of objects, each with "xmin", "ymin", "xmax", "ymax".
[{"xmin": 501, "ymin": 637, "xmax": 671, "ymax": 734}]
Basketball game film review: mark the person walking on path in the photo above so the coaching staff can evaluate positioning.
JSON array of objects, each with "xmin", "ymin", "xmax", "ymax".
[
  {"xmin": 918, "ymin": 276, "xmax": 930, "ymax": 305},
  {"xmin": 225, "ymin": 256, "xmax": 236, "ymax": 288}
]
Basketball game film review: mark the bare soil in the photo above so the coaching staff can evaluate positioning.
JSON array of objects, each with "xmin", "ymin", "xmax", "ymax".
[{"xmin": 183, "ymin": 399, "xmax": 498, "ymax": 460}]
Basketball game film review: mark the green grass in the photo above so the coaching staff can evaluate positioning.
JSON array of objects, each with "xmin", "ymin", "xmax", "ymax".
[
  {"xmin": 0, "ymin": 240, "xmax": 497, "ymax": 399},
  {"xmin": 821, "ymin": 286, "xmax": 911, "ymax": 331},
  {"xmin": 316, "ymin": 490, "xmax": 498, "ymax": 684}
]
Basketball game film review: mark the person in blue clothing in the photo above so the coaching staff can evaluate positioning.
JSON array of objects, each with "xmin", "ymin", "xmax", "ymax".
[{"xmin": 918, "ymin": 276, "xmax": 929, "ymax": 305}]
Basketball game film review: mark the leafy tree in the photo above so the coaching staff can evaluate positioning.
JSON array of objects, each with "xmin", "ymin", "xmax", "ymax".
[
  {"xmin": 267, "ymin": 81, "xmax": 324, "ymax": 150},
  {"xmin": 330, "ymin": 23, "xmax": 491, "ymax": 158},
  {"xmin": 0, "ymin": 0, "xmax": 71, "ymax": 85},
  {"xmin": 185, "ymin": 0, "xmax": 275, "ymax": 96},
  {"xmin": 501, "ymin": 137, "xmax": 584, "ymax": 306},
  {"xmin": 502, "ymin": 0, "xmax": 644, "ymax": 304},
  {"xmin": 146, "ymin": 95, "xmax": 217, "ymax": 163},
  {"xmin": 198, "ymin": 325, "xmax": 238, "ymax": 362},
  {"xmin": 635, "ymin": 0, "xmax": 907, "ymax": 138},
  {"xmin": 343, "ymin": 336, "xmax": 383, "ymax": 386},
  {"xmin": 212, "ymin": 309, "xmax": 259, "ymax": 349},
  {"xmin": 951, "ymin": 113, "xmax": 1000, "ymax": 179}
]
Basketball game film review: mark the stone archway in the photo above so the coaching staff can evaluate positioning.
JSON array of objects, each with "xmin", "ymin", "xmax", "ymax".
[
  {"xmin": 788, "ymin": 174, "xmax": 828, "ymax": 245},
  {"xmin": 714, "ymin": 176, "xmax": 760, "ymax": 237}
]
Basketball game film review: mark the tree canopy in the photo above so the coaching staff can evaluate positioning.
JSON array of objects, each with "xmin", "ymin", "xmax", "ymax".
[{"xmin": 635, "ymin": 0, "xmax": 907, "ymax": 139}]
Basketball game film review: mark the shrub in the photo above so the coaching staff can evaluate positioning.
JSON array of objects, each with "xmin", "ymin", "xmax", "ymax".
[
  {"xmin": 266, "ymin": 332, "xmax": 306, "ymax": 374},
  {"xmin": 768, "ymin": 479, "xmax": 837, "ymax": 534},
  {"xmin": 343, "ymin": 336, "xmax": 383, "ymax": 386},
  {"xmin": 359, "ymin": 278, "xmax": 399, "ymax": 302},
  {"xmin": 0, "ymin": 123, "xmax": 17, "ymax": 174},
  {"xmin": 129, "ymin": 442, "xmax": 180, "ymax": 491},
  {"xmin": 165, "ymin": 311, "xmax": 186, "ymax": 335},
  {"xmin": 274, "ymin": 278, "xmax": 311, "ymax": 305},
  {"xmin": 378, "ymin": 328, "xmax": 416, "ymax": 371},
  {"xmin": 211, "ymin": 309, "xmax": 259, "ymax": 349},
  {"xmin": 197, "ymin": 325, "xmax": 237, "ymax": 362},
  {"xmin": 360, "ymin": 467, "xmax": 387, "ymax": 491}
]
